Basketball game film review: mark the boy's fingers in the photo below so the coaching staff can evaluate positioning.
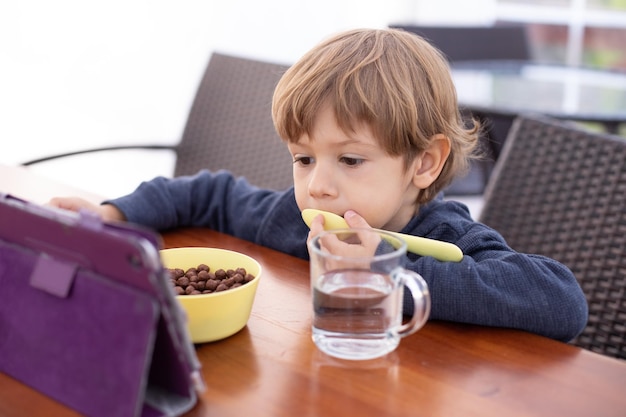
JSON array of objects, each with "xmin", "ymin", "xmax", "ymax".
[{"xmin": 343, "ymin": 210, "xmax": 370, "ymax": 228}]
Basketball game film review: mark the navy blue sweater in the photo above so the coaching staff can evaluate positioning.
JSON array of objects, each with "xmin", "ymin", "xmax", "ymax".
[{"xmin": 109, "ymin": 170, "xmax": 588, "ymax": 342}]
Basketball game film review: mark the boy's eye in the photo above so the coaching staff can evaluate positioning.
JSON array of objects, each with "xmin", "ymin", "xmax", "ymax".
[
  {"xmin": 293, "ymin": 156, "xmax": 314, "ymax": 166},
  {"xmin": 340, "ymin": 156, "xmax": 364, "ymax": 166}
]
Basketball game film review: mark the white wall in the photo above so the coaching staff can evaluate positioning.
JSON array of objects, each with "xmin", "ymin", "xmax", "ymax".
[{"xmin": 0, "ymin": 0, "xmax": 488, "ymax": 198}]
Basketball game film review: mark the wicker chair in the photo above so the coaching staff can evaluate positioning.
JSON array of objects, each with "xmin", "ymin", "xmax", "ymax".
[
  {"xmin": 21, "ymin": 52, "xmax": 294, "ymax": 190},
  {"xmin": 389, "ymin": 24, "xmax": 531, "ymax": 63},
  {"xmin": 479, "ymin": 114, "xmax": 626, "ymax": 359}
]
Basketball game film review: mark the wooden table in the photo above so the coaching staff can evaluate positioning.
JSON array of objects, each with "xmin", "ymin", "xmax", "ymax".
[{"xmin": 2, "ymin": 164, "xmax": 626, "ymax": 417}]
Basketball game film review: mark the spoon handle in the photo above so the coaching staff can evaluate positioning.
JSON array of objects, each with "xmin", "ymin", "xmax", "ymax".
[
  {"xmin": 301, "ymin": 209, "xmax": 463, "ymax": 262},
  {"xmin": 388, "ymin": 231, "xmax": 463, "ymax": 262}
]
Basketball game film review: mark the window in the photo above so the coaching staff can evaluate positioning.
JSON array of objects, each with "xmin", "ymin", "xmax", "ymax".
[{"xmin": 497, "ymin": 0, "xmax": 626, "ymax": 69}]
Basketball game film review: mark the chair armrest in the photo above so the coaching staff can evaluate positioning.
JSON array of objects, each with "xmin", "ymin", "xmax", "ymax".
[{"xmin": 21, "ymin": 145, "xmax": 177, "ymax": 166}]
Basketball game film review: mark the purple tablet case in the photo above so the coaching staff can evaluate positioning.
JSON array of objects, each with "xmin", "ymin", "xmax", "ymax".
[{"xmin": 0, "ymin": 194, "xmax": 203, "ymax": 417}]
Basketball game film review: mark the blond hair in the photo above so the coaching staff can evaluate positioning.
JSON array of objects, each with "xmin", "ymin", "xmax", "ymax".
[{"xmin": 272, "ymin": 28, "xmax": 480, "ymax": 204}]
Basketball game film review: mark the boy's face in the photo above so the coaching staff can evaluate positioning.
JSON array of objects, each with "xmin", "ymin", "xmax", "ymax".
[{"xmin": 288, "ymin": 103, "xmax": 422, "ymax": 232}]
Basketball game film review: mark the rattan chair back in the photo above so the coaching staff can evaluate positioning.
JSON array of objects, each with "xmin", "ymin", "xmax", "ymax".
[
  {"xmin": 389, "ymin": 24, "xmax": 530, "ymax": 62},
  {"xmin": 479, "ymin": 115, "xmax": 626, "ymax": 359},
  {"xmin": 175, "ymin": 52, "xmax": 293, "ymax": 190}
]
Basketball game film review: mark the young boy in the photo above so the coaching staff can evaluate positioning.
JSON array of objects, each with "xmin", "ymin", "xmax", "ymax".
[{"xmin": 51, "ymin": 28, "xmax": 588, "ymax": 342}]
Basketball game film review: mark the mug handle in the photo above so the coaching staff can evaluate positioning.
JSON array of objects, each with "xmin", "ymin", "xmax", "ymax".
[{"xmin": 393, "ymin": 268, "xmax": 431, "ymax": 338}]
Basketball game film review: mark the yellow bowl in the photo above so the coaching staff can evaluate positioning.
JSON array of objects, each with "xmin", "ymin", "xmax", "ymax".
[{"xmin": 160, "ymin": 247, "xmax": 262, "ymax": 343}]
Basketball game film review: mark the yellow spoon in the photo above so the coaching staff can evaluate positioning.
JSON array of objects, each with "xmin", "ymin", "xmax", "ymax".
[{"xmin": 301, "ymin": 208, "xmax": 463, "ymax": 262}]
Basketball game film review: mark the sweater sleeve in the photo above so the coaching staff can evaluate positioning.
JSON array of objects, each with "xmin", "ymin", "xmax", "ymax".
[
  {"xmin": 402, "ymin": 198, "xmax": 588, "ymax": 342},
  {"xmin": 105, "ymin": 170, "xmax": 278, "ymax": 235},
  {"xmin": 104, "ymin": 169, "xmax": 311, "ymax": 258}
]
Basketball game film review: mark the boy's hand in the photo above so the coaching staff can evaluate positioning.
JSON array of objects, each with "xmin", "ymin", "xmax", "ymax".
[
  {"xmin": 307, "ymin": 209, "xmax": 379, "ymax": 260},
  {"xmin": 342, "ymin": 210, "xmax": 370, "ymax": 228},
  {"xmin": 308, "ymin": 209, "xmax": 372, "ymax": 235},
  {"xmin": 48, "ymin": 197, "xmax": 126, "ymax": 222},
  {"xmin": 306, "ymin": 209, "xmax": 373, "ymax": 247}
]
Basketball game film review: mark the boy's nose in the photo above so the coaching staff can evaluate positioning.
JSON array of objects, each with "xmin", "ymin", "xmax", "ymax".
[{"xmin": 307, "ymin": 165, "xmax": 337, "ymax": 198}]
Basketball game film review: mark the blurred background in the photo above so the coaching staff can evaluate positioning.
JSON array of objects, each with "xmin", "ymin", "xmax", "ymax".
[{"xmin": 2, "ymin": 0, "xmax": 625, "ymax": 198}]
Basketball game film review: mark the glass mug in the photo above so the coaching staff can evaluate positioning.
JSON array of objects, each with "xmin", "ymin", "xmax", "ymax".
[{"xmin": 308, "ymin": 228, "xmax": 431, "ymax": 360}]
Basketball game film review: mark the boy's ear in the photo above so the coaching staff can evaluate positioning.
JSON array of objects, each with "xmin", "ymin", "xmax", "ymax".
[{"xmin": 412, "ymin": 134, "xmax": 451, "ymax": 189}]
